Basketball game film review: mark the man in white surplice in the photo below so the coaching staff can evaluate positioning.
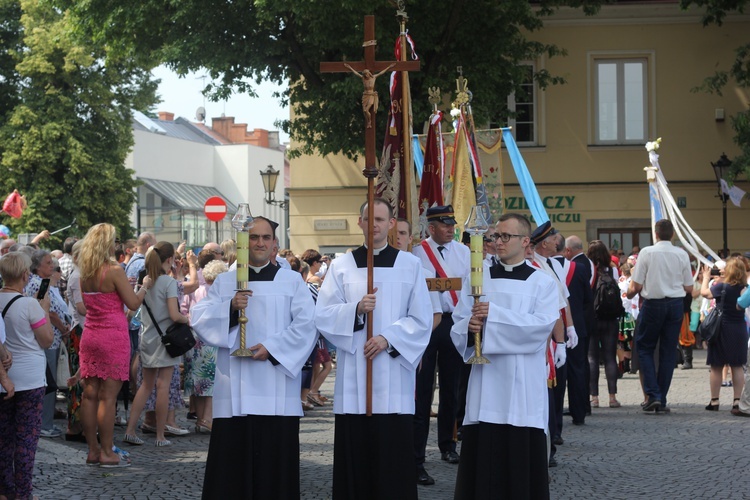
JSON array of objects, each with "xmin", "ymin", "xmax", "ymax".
[
  {"xmin": 451, "ymin": 213, "xmax": 558, "ymax": 500},
  {"xmin": 191, "ymin": 216, "xmax": 316, "ymax": 500},
  {"xmin": 315, "ymin": 198, "xmax": 432, "ymax": 500}
]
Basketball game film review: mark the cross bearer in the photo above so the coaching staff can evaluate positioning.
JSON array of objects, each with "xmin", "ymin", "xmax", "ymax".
[{"xmin": 315, "ymin": 198, "xmax": 432, "ymax": 499}]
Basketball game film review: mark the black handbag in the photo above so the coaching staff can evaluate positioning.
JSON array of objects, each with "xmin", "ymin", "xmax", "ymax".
[
  {"xmin": 142, "ymin": 297, "xmax": 196, "ymax": 358},
  {"xmin": 697, "ymin": 288, "xmax": 725, "ymax": 344}
]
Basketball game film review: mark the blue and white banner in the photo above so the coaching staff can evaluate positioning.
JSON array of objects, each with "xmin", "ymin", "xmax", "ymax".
[{"xmin": 501, "ymin": 129, "xmax": 549, "ymax": 225}]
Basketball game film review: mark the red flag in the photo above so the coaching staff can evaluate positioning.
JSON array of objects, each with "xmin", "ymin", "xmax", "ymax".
[
  {"xmin": 375, "ymin": 69, "xmax": 406, "ymax": 217},
  {"xmin": 376, "ymin": 35, "xmax": 418, "ymax": 225},
  {"xmin": 418, "ymin": 111, "xmax": 444, "ymax": 215}
]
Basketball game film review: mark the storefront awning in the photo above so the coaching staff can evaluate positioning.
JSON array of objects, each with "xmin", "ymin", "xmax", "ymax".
[{"xmin": 139, "ymin": 178, "xmax": 238, "ymax": 215}]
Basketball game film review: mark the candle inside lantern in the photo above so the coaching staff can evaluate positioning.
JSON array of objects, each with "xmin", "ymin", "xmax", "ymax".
[
  {"xmin": 236, "ymin": 231, "xmax": 249, "ymax": 284},
  {"xmin": 231, "ymin": 202, "xmax": 253, "ymax": 288},
  {"xmin": 470, "ymin": 233, "xmax": 483, "ymax": 288}
]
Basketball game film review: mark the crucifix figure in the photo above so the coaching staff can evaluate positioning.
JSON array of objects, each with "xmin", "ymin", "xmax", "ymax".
[
  {"xmin": 320, "ymin": 15, "xmax": 419, "ymax": 416},
  {"xmin": 320, "ymin": 15, "xmax": 419, "ymax": 177},
  {"xmin": 344, "ymin": 63, "xmax": 395, "ymax": 128}
]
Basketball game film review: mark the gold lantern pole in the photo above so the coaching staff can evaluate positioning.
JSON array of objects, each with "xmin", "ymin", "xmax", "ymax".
[
  {"xmin": 465, "ymin": 204, "xmax": 490, "ymax": 364},
  {"xmin": 231, "ymin": 203, "xmax": 255, "ymax": 357}
]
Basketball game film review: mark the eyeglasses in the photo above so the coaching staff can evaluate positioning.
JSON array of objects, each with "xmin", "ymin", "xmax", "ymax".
[
  {"xmin": 212, "ymin": 250, "xmax": 225, "ymax": 255},
  {"xmin": 490, "ymin": 233, "xmax": 526, "ymax": 243}
]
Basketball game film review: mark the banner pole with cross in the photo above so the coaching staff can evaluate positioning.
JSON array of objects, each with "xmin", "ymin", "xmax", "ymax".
[{"xmin": 320, "ymin": 14, "xmax": 419, "ymax": 416}]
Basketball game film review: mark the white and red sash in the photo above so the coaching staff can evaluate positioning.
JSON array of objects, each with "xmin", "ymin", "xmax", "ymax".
[{"xmin": 420, "ymin": 240, "xmax": 458, "ymax": 306}]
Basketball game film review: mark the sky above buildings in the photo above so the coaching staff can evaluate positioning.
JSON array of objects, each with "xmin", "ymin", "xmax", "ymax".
[{"xmin": 152, "ymin": 65, "xmax": 290, "ymax": 143}]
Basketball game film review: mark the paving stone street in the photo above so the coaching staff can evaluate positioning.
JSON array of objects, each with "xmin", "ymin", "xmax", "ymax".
[{"xmin": 31, "ymin": 348, "xmax": 749, "ymax": 499}]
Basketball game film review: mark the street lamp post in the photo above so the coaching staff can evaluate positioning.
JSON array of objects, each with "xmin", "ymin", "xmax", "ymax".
[
  {"xmin": 259, "ymin": 165, "xmax": 288, "ymax": 209},
  {"xmin": 710, "ymin": 153, "xmax": 732, "ymax": 257}
]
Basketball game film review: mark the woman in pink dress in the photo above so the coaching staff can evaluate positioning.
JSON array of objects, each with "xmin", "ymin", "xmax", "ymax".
[{"xmin": 77, "ymin": 224, "xmax": 152, "ymax": 468}]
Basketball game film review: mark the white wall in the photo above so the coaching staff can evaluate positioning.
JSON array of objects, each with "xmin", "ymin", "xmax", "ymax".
[
  {"xmin": 214, "ymin": 144, "xmax": 287, "ymax": 246},
  {"xmin": 131, "ymin": 130, "xmax": 216, "ymax": 184},
  {"xmin": 127, "ymin": 128, "xmax": 287, "ymax": 247}
]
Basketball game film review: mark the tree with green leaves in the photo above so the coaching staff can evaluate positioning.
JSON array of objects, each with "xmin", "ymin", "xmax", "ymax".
[
  {"xmin": 680, "ymin": 0, "xmax": 750, "ymax": 178},
  {"xmin": 0, "ymin": 0, "xmax": 157, "ymax": 245},
  {"xmin": 63, "ymin": 0, "xmax": 603, "ymax": 160}
]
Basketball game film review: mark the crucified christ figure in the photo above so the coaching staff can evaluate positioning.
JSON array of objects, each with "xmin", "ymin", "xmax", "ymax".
[{"xmin": 344, "ymin": 63, "xmax": 395, "ymax": 128}]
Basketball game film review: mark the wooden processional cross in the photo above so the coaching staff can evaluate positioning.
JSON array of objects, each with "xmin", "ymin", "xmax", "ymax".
[{"xmin": 320, "ymin": 15, "xmax": 419, "ymax": 416}]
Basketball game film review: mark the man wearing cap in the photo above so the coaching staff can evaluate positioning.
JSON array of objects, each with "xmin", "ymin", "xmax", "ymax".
[
  {"xmin": 528, "ymin": 221, "xmax": 572, "ymax": 468},
  {"xmin": 411, "ymin": 204, "xmax": 470, "ymax": 485},
  {"xmin": 452, "ymin": 213, "xmax": 558, "ymax": 499},
  {"xmin": 315, "ymin": 198, "xmax": 432, "ymax": 499},
  {"xmin": 626, "ymin": 219, "xmax": 693, "ymax": 413},
  {"xmin": 191, "ymin": 216, "xmax": 317, "ymax": 499}
]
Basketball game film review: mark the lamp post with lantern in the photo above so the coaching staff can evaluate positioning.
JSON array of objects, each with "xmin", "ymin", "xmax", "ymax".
[
  {"xmin": 259, "ymin": 165, "xmax": 288, "ymax": 209},
  {"xmin": 710, "ymin": 153, "xmax": 732, "ymax": 258}
]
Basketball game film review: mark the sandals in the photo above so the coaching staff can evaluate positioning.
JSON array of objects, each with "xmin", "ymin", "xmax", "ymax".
[
  {"xmin": 732, "ymin": 398, "xmax": 740, "ymax": 411},
  {"xmin": 195, "ymin": 419, "xmax": 212, "ymax": 434},
  {"xmin": 123, "ymin": 433, "xmax": 144, "ymax": 445},
  {"xmin": 590, "ymin": 396, "xmax": 599, "ymax": 408},
  {"xmin": 301, "ymin": 400, "xmax": 315, "ymax": 411},
  {"xmin": 609, "ymin": 398, "xmax": 621, "ymax": 408},
  {"xmin": 705, "ymin": 398, "xmax": 719, "ymax": 411},
  {"xmin": 311, "ymin": 392, "xmax": 329, "ymax": 402},
  {"xmin": 155, "ymin": 439, "xmax": 172, "ymax": 447},
  {"xmin": 99, "ymin": 456, "xmax": 131, "ymax": 468},
  {"xmin": 307, "ymin": 393, "xmax": 325, "ymax": 407}
]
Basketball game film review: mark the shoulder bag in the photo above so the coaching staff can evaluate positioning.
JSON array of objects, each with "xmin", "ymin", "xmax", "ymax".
[
  {"xmin": 56, "ymin": 342, "xmax": 71, "ymax": 387},
  {"xmin": 697, "ymin": 287, "xmax": 725, "ymax": 344},
  {"xmin": 142, "ymin": 296, "xmax": 196, "ymax": 358}
]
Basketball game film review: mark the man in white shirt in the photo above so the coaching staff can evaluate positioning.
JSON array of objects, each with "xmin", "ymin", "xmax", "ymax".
[
  {"xmin": 411, "ymin": 205, "xmax": 470, "ymax": 485},
  {"xmin": 627, "ymin": 219, "xmax": 693, "ymax": 413}
]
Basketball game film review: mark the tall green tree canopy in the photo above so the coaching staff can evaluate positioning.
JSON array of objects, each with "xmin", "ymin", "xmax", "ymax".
[
  {"xmin": 64, "ymin": 0, "xmax": 603, "ymax": 159},
  {"xmin": 0, "ymin": 0, "xmax": 158, "ymax": 244}
]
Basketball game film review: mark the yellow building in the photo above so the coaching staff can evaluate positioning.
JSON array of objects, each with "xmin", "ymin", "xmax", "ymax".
[{"xmin": 288, "ymin": 2, "xmax": 749, "ymax": 255}]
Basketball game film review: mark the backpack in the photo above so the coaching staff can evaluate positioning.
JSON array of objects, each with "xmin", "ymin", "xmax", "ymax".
[{"xmin": 594, "ymin": 268, "xmax": 625, "ymax": 319}]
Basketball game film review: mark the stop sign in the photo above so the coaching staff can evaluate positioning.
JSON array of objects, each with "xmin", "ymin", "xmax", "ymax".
[{"xmin": 204, "ymin": 196, "xmax": 228, "ymax": 222}]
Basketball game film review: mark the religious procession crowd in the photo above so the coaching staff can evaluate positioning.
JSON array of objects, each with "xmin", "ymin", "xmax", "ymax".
[{"xmin": 1, "ymin": 201, "xmax": 749, "ymax": 500}]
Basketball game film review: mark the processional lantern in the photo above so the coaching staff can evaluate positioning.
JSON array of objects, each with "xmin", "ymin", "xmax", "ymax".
[
  {"xmin": 230, "ymin": 203, "xmax": 255, "ymax": 357},
  {"xmin": 465, "ymin": 205, "xmax": 490, "ymax": 365}
]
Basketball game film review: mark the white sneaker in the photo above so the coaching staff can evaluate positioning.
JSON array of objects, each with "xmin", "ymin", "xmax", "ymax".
[
  {"xmin": 40, "ymin": 428, "xmax": 62, "ymax": 438},
  {"xmin": 165, "ymin": 425, "xmax": 189, "ymax": 436}
]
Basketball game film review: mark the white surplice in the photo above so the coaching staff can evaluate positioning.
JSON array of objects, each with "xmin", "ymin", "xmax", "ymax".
[
  {"xmin": 191, "ymin": 266, "xmax": 317, "ymax": 418},
  {"xmin": 451, "ymin": 260, "xmax": 559, "ymax": 431},
  {"xmin": 314, "ymin": 245, "xmax": 432, "ymax": 415}
]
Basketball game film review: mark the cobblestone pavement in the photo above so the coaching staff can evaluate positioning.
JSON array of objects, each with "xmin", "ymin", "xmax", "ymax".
[{"xmin": 31, "ymin": 348, "xmax": 750, "ymax": 499}]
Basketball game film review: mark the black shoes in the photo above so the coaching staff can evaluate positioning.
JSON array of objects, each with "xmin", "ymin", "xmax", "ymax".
[
  {"xmin": 553, "ymin": 436, "xmax": 564, "ymax": 446},
  {"xmin": 548, "ymin": 456, "xmax": 558, "ymax": 467},
  {"xmin": 705, "ymin": 398, "xmax": 719, "ymax": 411},
  {"xmin": 441, "ymin": 451, "xmax": 460, "ymax": 464},
  {"xmin": 641, "ymin": 397, "xmax": 662, "ymax": 412},
  {"xmin": 416, "ymin": 467, "xmax": 435, "ymax": 485}
]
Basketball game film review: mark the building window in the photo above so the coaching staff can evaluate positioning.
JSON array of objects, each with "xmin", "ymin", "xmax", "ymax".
[
  {"xmin": 597, "ymin": 228, "xmax": 652, "ymax": 255},
  {"xmin": 491, "ymin": 64, "xmax": 537, "ymax": 146},
  {"xmin": 593, "ymin": 58, "xmax": 648, "ymax": 145}
]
